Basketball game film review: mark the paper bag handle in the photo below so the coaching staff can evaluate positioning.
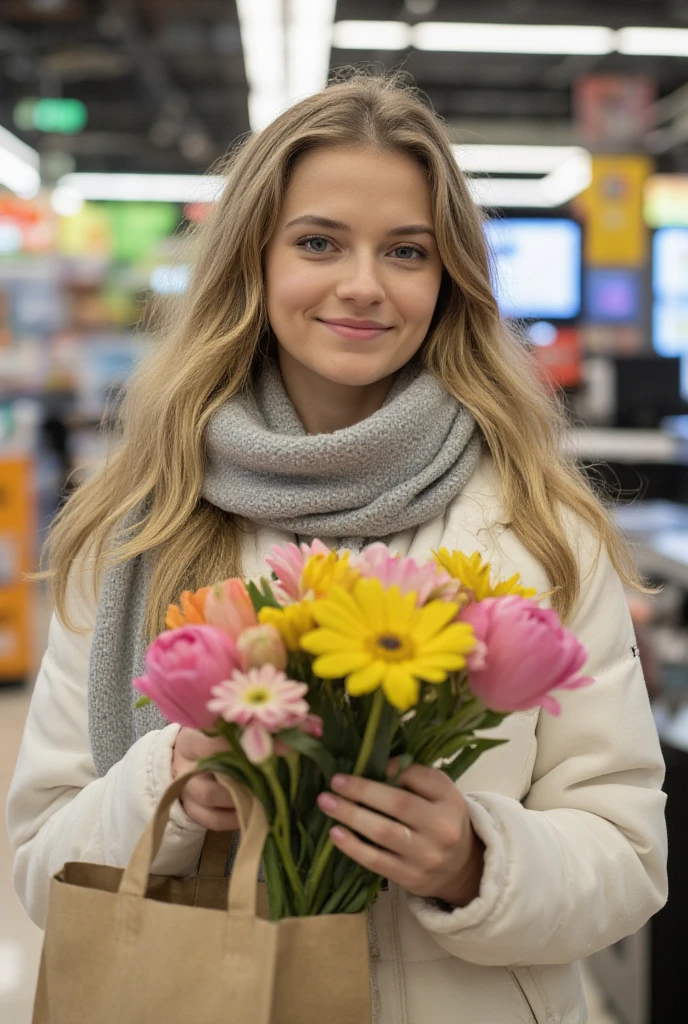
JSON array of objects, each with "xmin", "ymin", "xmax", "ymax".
[{"xmin": 119, "ymin": 767, "xmax": 269, "ymax": 918}]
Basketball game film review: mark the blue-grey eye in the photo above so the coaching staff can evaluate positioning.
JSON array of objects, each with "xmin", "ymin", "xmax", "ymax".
[
  {"xmin": 305, "ymin": 237, "xmax": 330, "ymax": 253},
  {"xmin": 393, "ymin": 246, "xmax": 422, "ymax": 260}
]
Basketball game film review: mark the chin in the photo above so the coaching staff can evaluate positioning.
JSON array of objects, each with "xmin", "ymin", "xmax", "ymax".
[{"xmin": 312, "ymin": 349, "xmax": 411, "ymax": 389}]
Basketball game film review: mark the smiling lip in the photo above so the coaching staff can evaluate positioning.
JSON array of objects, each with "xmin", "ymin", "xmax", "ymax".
[{"xmin": 317, "ymin": 318, "xmax": 392, "ymax": 340}]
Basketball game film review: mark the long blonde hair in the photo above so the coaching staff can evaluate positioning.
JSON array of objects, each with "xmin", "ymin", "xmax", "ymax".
[{"xmin": 42, "ymin": 72, "xmax": 644, "ymax": 635}]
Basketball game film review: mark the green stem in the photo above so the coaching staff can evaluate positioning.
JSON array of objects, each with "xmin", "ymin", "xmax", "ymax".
[
  {"xmin": 320, "ymin": 864, "xmax": 367, "ymax": 916},
  {"xmin": 306, "ymin": 689, "xmax": 387, "ymax": 911},
  {"xmin": 262, "ymin": 760, "xmax": 304, "ymax": 913}
]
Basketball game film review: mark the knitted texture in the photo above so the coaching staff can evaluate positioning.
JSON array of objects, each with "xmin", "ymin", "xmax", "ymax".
[{"xmin": 88, "ymin": 359, "xmax": 481, "ymax": 776}]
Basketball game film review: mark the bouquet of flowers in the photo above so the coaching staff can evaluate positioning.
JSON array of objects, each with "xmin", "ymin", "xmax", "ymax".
[{"xmin": 134, "ymin": 542, "xmax": 592, "ymax": 919}]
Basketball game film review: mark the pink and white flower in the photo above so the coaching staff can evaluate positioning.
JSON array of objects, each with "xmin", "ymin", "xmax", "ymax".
[
  {"xmin": 266, "ymin": 539, "xmax": 330, "ymax": 604},
  {"xmin": 207, "ymin": 665, "xmax": 311, "ymax": 764},
  {"xmin": 353, "ymin": 543, "xmax": 459, "ymax": 606}
]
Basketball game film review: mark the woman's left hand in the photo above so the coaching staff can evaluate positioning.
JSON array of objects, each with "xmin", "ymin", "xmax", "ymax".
[{"xmin": 316, "ymin": 759, "xmax": 485, "ymax": 907}]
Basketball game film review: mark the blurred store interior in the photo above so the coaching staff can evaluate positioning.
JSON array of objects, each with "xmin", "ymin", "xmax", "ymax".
[{"xmin": 1, "ymin": 0, "xmax": 688, "ymax": 1021}]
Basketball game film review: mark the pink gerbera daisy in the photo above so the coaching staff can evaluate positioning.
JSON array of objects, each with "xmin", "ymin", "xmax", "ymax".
[
  {"xmin": 207, "ymin": 665, "xmax": 310, "ymax": 764},
  {"xmin": 353, "ymin": 543, "xmax": 459, "ymax": 606}
]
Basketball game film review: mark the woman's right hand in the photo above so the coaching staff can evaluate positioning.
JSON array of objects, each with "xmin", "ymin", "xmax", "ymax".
[{"xmin": 171, "ymin": 727, "xmax": 239, "ymax": 832}]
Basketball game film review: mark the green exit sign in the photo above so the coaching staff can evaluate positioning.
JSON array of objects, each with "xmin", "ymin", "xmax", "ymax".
[{"xmin": 14, "ymin": 98, "xmax": 88, "ymax": 134}]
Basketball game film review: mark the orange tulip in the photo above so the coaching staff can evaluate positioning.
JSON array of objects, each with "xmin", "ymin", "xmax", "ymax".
[{"xmin": 165, "ymin": 586, "xmax": 212, "ymax": 630}]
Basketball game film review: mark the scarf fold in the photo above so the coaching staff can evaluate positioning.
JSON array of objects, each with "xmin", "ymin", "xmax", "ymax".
[{"xmin": 88, "ymin": 360, "xmax": 481, "ymax": 777}]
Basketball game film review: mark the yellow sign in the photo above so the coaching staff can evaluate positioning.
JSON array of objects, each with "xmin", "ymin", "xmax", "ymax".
[{"xmin": 575, "ymin": 155, "xmax": 654, "ymax": 267}]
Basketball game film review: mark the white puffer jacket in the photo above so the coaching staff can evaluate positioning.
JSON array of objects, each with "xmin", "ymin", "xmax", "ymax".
[{"xmin": 6, "ymin": 455, "xmax": 668, "ymax": 1024}]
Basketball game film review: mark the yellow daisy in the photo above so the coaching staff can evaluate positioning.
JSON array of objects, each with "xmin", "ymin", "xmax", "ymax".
[
  {"xmin": 259, "ymin": 601, "xmax": 316, "ymax": 652},
  {"xmin": 433, "ymin": 549, "xmax": 537, "ymax": 602},
  {"xmin": 301, "ymin": 551, "xmax": 360, "ymax": 600},
  {"xmin": 300, "ymin": 578, "xmax": 476, "ymax": 712}
]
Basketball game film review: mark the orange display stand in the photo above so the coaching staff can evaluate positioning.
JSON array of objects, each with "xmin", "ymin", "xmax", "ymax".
[{"xmin": 0, "ymin": 456, "xmax": 35, "ymax": 684}]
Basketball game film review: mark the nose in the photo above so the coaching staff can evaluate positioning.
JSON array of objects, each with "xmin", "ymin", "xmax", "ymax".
[{"xmin": 334, "ymin": 252, "xmax": 386, "ymax": 307}]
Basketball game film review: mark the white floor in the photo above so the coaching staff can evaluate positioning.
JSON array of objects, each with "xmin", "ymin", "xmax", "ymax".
[{"xmin": 0, "ymin": 594, "xmax": 620, "ymax": 1024}]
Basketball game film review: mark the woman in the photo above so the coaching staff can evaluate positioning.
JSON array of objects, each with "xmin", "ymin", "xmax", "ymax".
[{"xmin": 7, "ymin": 75, "xmax": 667, "ymax": 1023}]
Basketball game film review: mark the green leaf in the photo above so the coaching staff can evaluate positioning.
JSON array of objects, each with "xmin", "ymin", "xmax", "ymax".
[
  {"xmin": 364, "ymin": 699, "xmax": 399, "ymax": 782},
  {"xmin": 277, "ymin": 728, "xmax": 337, "ymax": 784},
  {"xmin": 134, "ymin": 695, "xmax": 151, "ymax": 709},
  {"xmin": 246, "ymin": 577, "xmax": 282, "ymax": 613},
  {"xmin": 442, "ymin": 738, "xmax": 509, "ymax": 781},
  {"xmin": 297, "ymin": 821, "xmax": 315, "ymax": 872},
  {"xmin": 477, "ymin": 710, "xmax": 509, "ymax": 730}
]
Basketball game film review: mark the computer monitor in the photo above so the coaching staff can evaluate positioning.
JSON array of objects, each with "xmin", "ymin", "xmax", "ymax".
[
  {"xmin": 613, "ymin": 356, "xmax": 687, "ymax": 428},
  {"xmin": 484, "ymin": 218, "xmax": 582, "ymax": 321}
]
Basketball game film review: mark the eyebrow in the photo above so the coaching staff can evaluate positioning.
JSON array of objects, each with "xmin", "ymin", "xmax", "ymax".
[{"xmin": 283, "ymin": 214, "xmax": 436, "ymax": 238}]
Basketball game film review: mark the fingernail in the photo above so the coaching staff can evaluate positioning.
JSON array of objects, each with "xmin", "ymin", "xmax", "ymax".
[
  {"xmin": 331, "ymin": 774, "xmax": 349, "ymax": 791},
  {"xmin": 318, "ymin": 793, "xmax": 337, "ymax": 812},
  {"xmin": 330, "ymin": 827, "xmax": 346, "ymax": 842}
]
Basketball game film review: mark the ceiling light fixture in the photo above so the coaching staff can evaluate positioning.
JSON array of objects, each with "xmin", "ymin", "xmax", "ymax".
[
  {"xmin": 332, "ymin": 21, "xmax": 688, "ymax": 58},
  {"xmin": 331, "ymin": 20, "xmax": 412, "ymax": 50},
  {"xmin": 236, "ymin": 0, "xmax": 286, "ymax": 130},
  {"xmin": 460, "ymin": 147, "xmax": 592, "ymax": 208},
  {"xmin": 0, "ymin": 125, "xmax": 41, "ymax": 199},
  {"xmin": 55, "ymin": 173, "xmax": 225, "ymax": 203},
  {"xmin": 286, "ymin": 0, "xmax": 337, "ymax": 103},
  {"xmin": 415, "ymin": 22, "xmax": 615, "ymax": 54},
  {"xmin": 453, "ymin": 144, "xmax": 587, "ymax": 175},
  {"xmin": 617, "ymin": 27, "xmax": 688, "ymax": 57}
]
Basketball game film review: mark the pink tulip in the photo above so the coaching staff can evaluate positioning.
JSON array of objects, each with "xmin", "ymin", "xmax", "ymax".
[
  {"xmin": 459, "ymin": 596, "xmax": 593, "ymax": 715},
  {"xmin": 204, "ymin": 579, "xmax": 258, "ymax": 640},
  {"xmin": 134, "ymin": 625, "xmax": 238, "ymax": 730},
  {"xmin": 236, "ymin": 624, "xmax": 288, "ymax": 672}
]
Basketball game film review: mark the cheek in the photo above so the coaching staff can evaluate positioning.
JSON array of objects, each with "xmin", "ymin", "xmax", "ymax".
[
  {"xmin": 266, "ymin": 257, "xmax": 324, "ymax": 322},
  {"xmin": 393, "ymin": 274, "xmax": 441, "ymax": 330}
]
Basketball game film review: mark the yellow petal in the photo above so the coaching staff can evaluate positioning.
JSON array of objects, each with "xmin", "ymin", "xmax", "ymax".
[
  {"xmin": 346, "ymin": 660, "xmax": 387, "ymax": 697},
  {"xmin": 352, "ymin": 578, "xmax": 386, "ymax": 632},
  {"xmin": 300, "ymin": 628, "xmax": 352, "ymax": 655},
  {"xmin": 310, "ymin": 599, "xmax": 363, "ymax": 637},
  {"xmin": 419, "ymin": 623, "xmax": 475, "ymax": 655},
  {"xmin": 313, "ymin": 651, "xmax": 371, "ymax": 678},
  {"xmin": 382, "ymin": 666, "xmax": 420, "ymax": 712},
  {"xmin": 412, "ymin": 600, "xmax": 459, "ymax": 644},
  {"xmin": 385, "ymin": 586, "xmax": 417, "ymax": 634}
]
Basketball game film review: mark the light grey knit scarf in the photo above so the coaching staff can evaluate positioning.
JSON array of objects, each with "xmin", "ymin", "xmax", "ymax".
[{"xmin": 88, "ymin": 359, "xmax": 481, "ymax": 777}]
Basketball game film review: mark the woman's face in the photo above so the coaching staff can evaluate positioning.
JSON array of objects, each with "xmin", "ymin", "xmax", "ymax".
[{"xmin": 264, "ymin": 145, "xmax": 443, "ymax": 392}]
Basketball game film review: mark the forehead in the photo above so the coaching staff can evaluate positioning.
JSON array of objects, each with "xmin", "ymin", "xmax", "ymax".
[{"xmin": 280, "ymin": 146, "xmax": 433, "ymax": 225}]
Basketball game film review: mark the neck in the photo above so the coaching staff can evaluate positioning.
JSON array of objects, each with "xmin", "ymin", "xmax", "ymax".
[{"xmin": 277, "ymin": 351, "xmax": 397, "ymax": 434}]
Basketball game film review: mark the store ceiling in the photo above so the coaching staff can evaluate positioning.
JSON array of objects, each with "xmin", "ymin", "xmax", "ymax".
[{"xmin": 2, "ymin": 0, "xmax": 688, "ymax": 177}]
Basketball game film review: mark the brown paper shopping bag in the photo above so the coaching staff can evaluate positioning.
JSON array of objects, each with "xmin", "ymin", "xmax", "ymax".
[{"xmin": 33, "ymin": 769, "xmax": 372, "ymax": 1024}]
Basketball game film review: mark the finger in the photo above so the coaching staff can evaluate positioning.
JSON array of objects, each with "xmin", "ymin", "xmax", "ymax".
[
  {"xmin": 386, "ymin": 761, "xmax": 449, "ymax": 802},
  {"xmin": 329, "ymin": 826, "xmax": 413, "ymax": 889},
  {"xmin": 317, "ymin": 793, "xmax": 419, "ymax": 856},
  {"xmin": 330, "ymin": 774, "xmax": 432, "ymax": 831},
  {"xmin": 182, "ymin": 800, "xmax": 239, "ymax": 832},
  {"xmin": 185, "ymin": 773, "xmax": 236, "ymax": 810},
  {"xmin": 195, "ymin": 734, "xmax": 232, "ymax": 757}
]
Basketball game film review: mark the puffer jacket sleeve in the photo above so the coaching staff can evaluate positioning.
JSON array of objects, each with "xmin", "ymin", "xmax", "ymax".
[
  {"xmin": 5, "ymin": 569, "xmax": 207, "ymax": 929},
  {"xmin": 407, "ymin": 518, "xmax": 668, "ymax": 966}
]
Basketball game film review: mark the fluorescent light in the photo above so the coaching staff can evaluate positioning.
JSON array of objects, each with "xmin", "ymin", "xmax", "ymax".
[
  {"xmin": 538, "ymin": 149, "xmax": 592, "ymax": 207},
  {"xmin": 332, "ymin": 20, "xmax": 412, "ymax": 50},
  {"xmin": 617, "ymin": 27, "xmax": 688, "ymax": 57},
  {"xmin": 463, "ymin": 153, "xmax": 591, "ymax": 209},
  {"xmin": 51, "ymin": 184, "xmax": 84, "ymax": 216},
  {"xmin": 286, "ymin": 0, "xmax": 337, "ymax": 103},
  {"xmin": 236, "ymin": 0, "xmax": 286, "ymax": 130},
  {"xmin": 453, "ymin": 144, "xmax": 586, "ymax": 175},
  {"xmin": 0, "ymin": 124, "xmax": 41, "ymax": 199},
  {"xmin": 415, "ymin": 22, "xmax": 615, "ymax": 54},
  {"xmin": 333, "ymin": 20, "xmax": 614, "ymax": 55},
  {"xmin": 56, "ymin": 173, "xmax": 225, "ymax": 203}
]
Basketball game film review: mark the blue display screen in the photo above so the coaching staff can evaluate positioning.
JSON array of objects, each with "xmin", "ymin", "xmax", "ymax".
[{"xmin": 484, "ymin": 218, "xmax": 582, "ymax": 320}]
